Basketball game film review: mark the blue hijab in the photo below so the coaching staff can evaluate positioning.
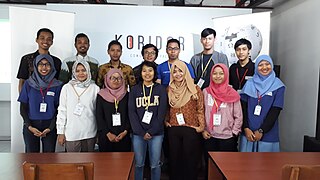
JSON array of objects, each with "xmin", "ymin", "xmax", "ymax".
[
  {"xmin": 241, "ymin": 55, "xmax": 284, "ymax": 98},
  {"xmin": 27, "ymin": 54, "xmax": 62, "ymax": 90}
]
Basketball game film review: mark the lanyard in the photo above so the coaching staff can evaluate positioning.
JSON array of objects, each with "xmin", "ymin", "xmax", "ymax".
[
  {"xmin": 167, "ymin": 61, "xmax": 172, "ymax": 72},
  {"xmin": 201, "ymin": 54, "xmax": 213, "ymax": 78},
  {"xmin": 213, "ymin": 98, "xmax": 219, "ymax": 111},
  {"xmin": 257, "ymin": 92, "xmax": 262, "ymax": 105},
  {"xmin": 72, "ymin": 85, "xmax": 90, "ymax": 102},
  {"xmin": 142, "ymin": 83, "xmax": 153, "ymax": 110},
  {"xmin": 236, "ymin": 68, "xmax": 248, "ymax": 89},
  {"xmin": 40, "ymin": 80, "xmax": 53, "ymax": 103},
  {"xmin": 114, "ymin": 99, "xmax": 119, "ymax": 113}
]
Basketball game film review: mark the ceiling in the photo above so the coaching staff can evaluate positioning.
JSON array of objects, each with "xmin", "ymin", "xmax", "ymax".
[{"xmin": 0, "ymin": 0, "xmax": 288, "ymax": 9}]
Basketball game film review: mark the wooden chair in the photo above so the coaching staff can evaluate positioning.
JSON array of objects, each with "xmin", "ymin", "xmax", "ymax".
[
  {"xmin": 22, "ymin": 161, "xmax": 94, "ymax": 180},
  {"xmin": 282, "ymin": 164, "xmax": 320, "ymax": 180}
]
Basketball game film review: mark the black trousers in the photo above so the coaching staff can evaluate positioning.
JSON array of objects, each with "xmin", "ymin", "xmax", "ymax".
[{"xmin": 168, "ymin": 126, "xmax": 202, "ymax": 180}]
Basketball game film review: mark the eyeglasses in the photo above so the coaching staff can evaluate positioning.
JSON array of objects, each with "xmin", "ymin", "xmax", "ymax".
[
  {"xmin": 167, "ymin": 47, "xmax": 180, "ymax": 51},
  {"xmin": 145, "ymin": 51, "xmax": 156, "ymax": 56},
  {"xmin": 110, "ymin": 77, "xmax": 123, "ymax": 82},
  {"xmin": 38, "ymin": 63, "xmax": 51, "ymax": 67}
]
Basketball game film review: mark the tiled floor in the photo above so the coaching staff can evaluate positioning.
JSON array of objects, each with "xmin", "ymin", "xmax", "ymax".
[{"xmin": 0, "ymin": 140, "xmax": 10, "ymax": 152}]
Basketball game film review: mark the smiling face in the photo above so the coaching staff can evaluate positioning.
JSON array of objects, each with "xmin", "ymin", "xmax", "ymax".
[
  {"xmin": 257, "ymin": 60, "xmax": 272, "ymax": 76},
  {"xmin": 141, "ymin": 65, "xmax": 155, "ymax": 84},
  {"xmin": 75, "ymin": 37, "xmax": 89, "ymax": 56},
  {"xmin": 166, "ymin": 42, "xmax": 180, "ymax": 61},
  {"xmin": 75, "ymin": 64, "xmax": 88, "ymax": 82},
  {"xmin": 37, "ymin": 59, "xmax": 51, "ymax": 76},
  {"xmin": 172, "ymin": 66, "xmax": 184, "ymax": 83},
  {"xmin": 109, "ymin": 72, "xmax": 123, "ymax": 89},
  {"xmin": 211, "ymin": 66, "xmax": 225, "ymax": 84},
  {"xmin": 143, "ymin": 47, "xmax": 157, "ymax": 62},
  {"xmin": 36, "ymin": 32, "xmax": 53, "ymax": 51}
]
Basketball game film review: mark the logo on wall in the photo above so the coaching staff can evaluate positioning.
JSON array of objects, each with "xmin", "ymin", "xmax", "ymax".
[{"xmin": 218, "ymin": 24, "xmax": 263, "ymax": 65}]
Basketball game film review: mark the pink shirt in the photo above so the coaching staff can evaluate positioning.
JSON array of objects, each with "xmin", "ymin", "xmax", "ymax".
[{"xmin": 203, "ymin": 89, "xmax": 243, "ymax": 139}]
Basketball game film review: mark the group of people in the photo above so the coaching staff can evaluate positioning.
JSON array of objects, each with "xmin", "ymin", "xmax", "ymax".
[{"xmin": 17, "ymin": 27, "xmax": 285, "ymax": 180}]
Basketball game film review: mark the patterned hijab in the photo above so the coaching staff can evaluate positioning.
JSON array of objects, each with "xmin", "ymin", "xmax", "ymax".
[
  {"xmin": 205, "ymin": 63, "xmax": 240, "ymax": 130},
  {"xmin": 69, "ymin": 59, "xmax": 94, "ymax": 88},
  {"xmin": 98, "ymin": 68, "xmax": 127, "ymax": 103},
  {"xmin": 168, "ymin": 60, "xmax": 198, "ymax": 108},
  {"xmin": 241, "ymin": 55, "xmax": 285, "ymax": 98},
  {"xmin": 27, "ymin": 54, "xmax": 62, "ymax": 90}
]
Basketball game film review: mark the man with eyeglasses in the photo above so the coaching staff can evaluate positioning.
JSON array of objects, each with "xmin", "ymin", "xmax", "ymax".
[
  {"xmin": 133, "ymin": 44, "xmax": 159, "ymax": 84},
  {"xmin": 58, "ymin": 33, "xmax": 99, "ymax": 84},
  {"xmin": 190, "ymin": 28, "xmax": 229, "ymax": 90},
  {"xmin": 157, "ymin": 38, "xmax": 195, "ymax": 87},
  {"xmin": 17, "ymin": 28, "xmax": 61, "ymax": 93}
]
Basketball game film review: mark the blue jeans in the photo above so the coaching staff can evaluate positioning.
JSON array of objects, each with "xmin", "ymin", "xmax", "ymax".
[{"xmin": 132, "ymin": 134, "xmax": 163, "ymax": 180}]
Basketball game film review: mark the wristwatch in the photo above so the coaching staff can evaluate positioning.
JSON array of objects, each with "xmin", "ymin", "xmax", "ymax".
[{"xmin": 258, "ymin": 128, "xmax": 264, "ymax": 134}]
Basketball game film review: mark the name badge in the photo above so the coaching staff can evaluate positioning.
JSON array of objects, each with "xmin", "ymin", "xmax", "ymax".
[
  {"xmin": 213, "ymin": 114, "xmax": 221, "ymax": 126},
  {"xmin": 142, "ymin": 111, "xmax": 153, "ymax": 124},
  {"xmin": 220, "ymin": 103, "xmax": 227, "ymax": 108},
  {"xmin": 73, "ymin": 103, "xmax": 84, "ymax": 116},
  {"xmin": 112, "ymin": 113, "xmax": 121, "ymax": 126},
  {"xmin": 266, "ymin": 92, "xmax": 273, "ymax": 96},
  {"xmin": 39, "ymin": 103, "xmax": 47, "ymax": 112},
  {"xmin": 47, "ymin": 91, "xmax": 55, "ymax": 96},
  {"xmin": 208, "ymin": 94, "xmax": 214, "ymax": 106},
  {"xmin": 176, "ymin": 113, "xmax": 185, "ymax": 125},
  {"xmin": 245, "ymin": 76, "xmax": 253, "ymax": 80},
  {"xmin": 197, "ymin": 78, "xmax": 205, "ymax": 88},
  {"xmin": 254, "ymin": 105, "xmax": 262, "ymax": 116}
]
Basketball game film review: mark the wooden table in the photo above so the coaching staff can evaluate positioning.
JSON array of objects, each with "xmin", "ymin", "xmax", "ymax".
[
  {"xmin": 0, "ymin": 152, "xmax": 134, "ymax": 180},
  {"xmin": 208, "ymin": 152, "xmax": 320, "ymax": 180}
]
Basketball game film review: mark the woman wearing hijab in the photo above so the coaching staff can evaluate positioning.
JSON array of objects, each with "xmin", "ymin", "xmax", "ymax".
[
  {"xmin": 56, "ymin": 59, "xmax": 100, "ymax": 152},
  {"xmin": 18, "ymin": 54, "xmax": 63, "ymax": 153},
  {"xmin": 128, "ymin": 61, "xmax": 167, "ymax": 180},
  {"xmin": 240, "ymin": 55, "xmax": 285, "ymax": 152},
  {"xmin": 96, "ymin": 68, "xmax": 131, "ymax": 152},
  {"xmin": 165, "ymin": 60, "xmax": 205, "ymax": 180},
  {"xmin": 202, "ymin": 63, "xmax": 242, "ymax": 152}
]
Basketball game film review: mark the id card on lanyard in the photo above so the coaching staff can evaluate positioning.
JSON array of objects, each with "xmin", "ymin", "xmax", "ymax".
[
  {"xmin": 142, "ymin": 83, "xmax": 154, "ymax": 124},
  {"xmin": 72, "ymin": 85, "xmax": 89, "ymax": 116},
  {"xmin": 254, "ymin": 92, "xmax": 262, "ymax": 116},
  {"xmin": 39, "ymin": 80, "xmax": 53, "ymax": 113},
  {"xmin": 197, "ymin": 54, "xmax": 212, "ymax": 88},
  {"xmin": 112, "ymin": 99, "xmax": 121, "ymax": 126}
]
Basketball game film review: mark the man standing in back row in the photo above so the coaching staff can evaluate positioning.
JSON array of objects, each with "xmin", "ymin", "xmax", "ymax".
[{"xmin": 190, "ymin": 28, "xmax": 228, "ymax": 89}]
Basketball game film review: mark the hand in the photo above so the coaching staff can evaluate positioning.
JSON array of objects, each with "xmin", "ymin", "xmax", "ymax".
[
  {"xmin": 202, "ymin": 130, "xmax": 211, "ymax": 139},
  {"xmin": 143, "ymin": 133, "xmax": 152, "ymax": 140},
  {"xmin": 190, "ymin": 125, "xmax": 203, "ymax": 133},
  {"xmin": 106, "ymin": 132, "xmax": 117, "ymax": 142},
  {"xmin": 115, "ymin": 130, "xmax": 127, "ymax": 142},
  {"xmin": 57, "ymin": 134, "xmax": 66, "ymax": 146},
  {"xmin": 165, "ymin": 121, "xmax": 171, "ymax": 128},
  {"xmin": 28, "ymin": 126, "xmax": 42, "ymax": 137},
  {"xmin": 253, "ymin": 130, "xmax": 263, "ymax": 141},
  {"xmin": 41, "ymin": 128, "xmax": 51, "ymax": 137},
  {"xmin": 244, "ymin": 128, "xmax": 255, "ymax": 142}
]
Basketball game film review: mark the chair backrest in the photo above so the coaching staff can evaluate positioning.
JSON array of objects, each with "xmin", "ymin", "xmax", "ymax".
[
  {"xmin": 282, "ymin": 164, "xmax": 320, "ymax": 180},
  {"xmin": 22, "ymin": 161, "xmax": 94, "ymax": 180}
]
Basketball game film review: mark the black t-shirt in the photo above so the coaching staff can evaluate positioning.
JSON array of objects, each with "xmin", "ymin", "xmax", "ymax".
[
  {"xmin": 16, "ymin": 51, "xmax": 61, "ymax": 80},
  {"xmin": 195, "ymin": 54, "xmax": 214, "ymax": 89},
  {"xmin": 229, "ymin": 59, "xmax": 255, "ymax": 90}
]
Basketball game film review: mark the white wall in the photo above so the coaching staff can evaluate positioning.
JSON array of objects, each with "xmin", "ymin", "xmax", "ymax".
[{"xmin": 271, "ymin": 0, "xmax": 320, "ymax": 151}]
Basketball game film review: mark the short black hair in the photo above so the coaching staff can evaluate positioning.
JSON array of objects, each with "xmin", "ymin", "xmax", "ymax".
[
  {"xmin": 201, "ymin": 28, "xmax": 216, "ymax": 38},
  {"xmin": 75, "ymin": 33, "xmax": 89, "ymax": 44},
  {"xmin": 234, "ymin": 38, "xmax": 252, "ymax": 50},
  {"xmin": 108, "ymin": 40, "xmax": 122, "ymax": 50},
  {"xmin": 166, "ymin": 38, "xmax": 180, "ymax": 48},
  {"xmin": 139, "ymin": 61, "xmax": 158, "ymax": 83},
  {"xmin": 37, "ymin": 28, "xmax": 54, "ymax": 39},
  {"xmin": 141, "ymin": 44, "xmax": 159, "ymax": 59}
]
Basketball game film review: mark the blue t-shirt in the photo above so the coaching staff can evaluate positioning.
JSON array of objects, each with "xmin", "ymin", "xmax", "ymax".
[
  {"xmin": 18, "ymin": 81, "xmax": 62, "ymax": 121},
  {"xmin": 241, "ymin": 86, "xmax": 285, "ymax": 142},
  {"xmin": 157, "ymin": 60, "xmax": 195, "ymax": 87}
]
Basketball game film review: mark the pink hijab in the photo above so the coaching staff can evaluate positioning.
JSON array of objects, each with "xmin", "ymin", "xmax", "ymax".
[
  {"xmin": 205, "ymin": 63, "xmax": 240, "ymax": 130},
  {"xmin": 98, "ymin": 69, "xmax": 127, "ymax": 103}
]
